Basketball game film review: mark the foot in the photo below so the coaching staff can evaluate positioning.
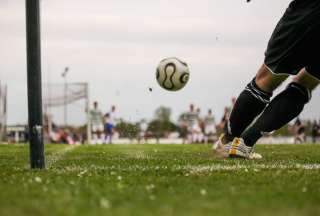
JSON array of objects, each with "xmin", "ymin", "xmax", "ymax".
[
  {"xmin": 228, "ymin": 137, "xmax": 262, "ymax": 159},
  {"xmin": 212, "ymin": 134, "xmax": 231, "ymax": 158}
]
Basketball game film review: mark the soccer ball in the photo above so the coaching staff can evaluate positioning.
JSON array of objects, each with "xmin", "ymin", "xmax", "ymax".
[{"xmin": 156, "ymin": 57, "xmax": 190, "ymax": 91}]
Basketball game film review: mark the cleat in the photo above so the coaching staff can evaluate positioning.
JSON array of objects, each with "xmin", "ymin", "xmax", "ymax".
[
  {"xmin": 228, "ymin": 138, "xmax": 249, "ymax": 158},
  {"xmin": 212, "ymin": 134, "xmax": 231, "ymax": 158},
  {"xmin": 249, "ymin": 152, "xmax": 263, "ymax": 160},
  {"xmin": 228, "ymin": 138, "xmax": 262, "ymax": 159}
]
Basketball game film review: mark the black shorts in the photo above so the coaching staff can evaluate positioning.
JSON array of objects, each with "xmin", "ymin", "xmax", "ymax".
[{"xmin": 264, "ymin": 0, "xmax": 320, "ymax": 80}]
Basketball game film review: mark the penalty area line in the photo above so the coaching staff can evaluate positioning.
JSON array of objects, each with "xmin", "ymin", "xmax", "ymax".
[
  {"xmin": 51, "ymin": 163, "xmax": 320, "ymax": 174},
  {"xmin": 46, "ymin": 145, "xmax": 78, "ymax": 168}
]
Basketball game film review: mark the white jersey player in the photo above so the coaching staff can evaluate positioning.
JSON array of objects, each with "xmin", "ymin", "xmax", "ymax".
[
  {"xmin": 89, "ymin": 101, "xmax": 104, "ymax": 144},
  {"xmin": 185, "ymin": 104, "xmax": 201, "ymax": 143},
  {"xmin": 204, "ymin": 109, "xmax": 217, "ymax": 143}
]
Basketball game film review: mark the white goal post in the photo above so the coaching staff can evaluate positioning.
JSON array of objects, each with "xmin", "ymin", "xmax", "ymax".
[
  {"xmin": 43, "ymin": 82, "xmax": 91, "ymax": 143},
  {"xmin": 0, "ymin": 81, "xmax": 7, "ymax": 142}
]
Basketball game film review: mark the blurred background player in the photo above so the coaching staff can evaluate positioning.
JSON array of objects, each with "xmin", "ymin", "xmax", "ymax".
[
  {"xmin": 138, "ymin": 119, "xmax": 149, "ymax": 144},
  {"xmin": 185, "ymin": 104, "xmax": 201, "ymax": 143},
  {"xmin": 204, "ymin": 109, "xmax": 217, "ymax": 143},
  {"xmin": 196, "ymin": 107, "xmax": 205, "ymax": 143},
  {"xmin": 293, "ymin": 118, "xmax": 306, "ymax": 144},
  {"xmin": 89, "ymin": 101, "xmax": 104, "ymax": 144},
  {"xmin": 219, "ymin": 97, "xmax": 236, "ymax": 133},
  {"xmin": 311, "ymin": 120, "xmax": 320, "ymax": 143},
  {"xmin": 178, "ymin": 112, "xmax": 189, "ymax": 144},
  {"xmin": 104, "ymin": 105, "xmax": 118, "ymax": 144},
  {"xmin": 219, "ymin": 107, "xmax": 230, "ymax": 133}
]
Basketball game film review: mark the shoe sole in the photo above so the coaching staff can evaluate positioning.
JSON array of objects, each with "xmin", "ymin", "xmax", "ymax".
[{"xmin": 228, "ymin": 153, "xmax": 248, "ymax": 159}]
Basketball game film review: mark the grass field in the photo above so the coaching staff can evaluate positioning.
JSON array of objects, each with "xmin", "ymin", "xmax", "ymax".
[{"xmin": 0, "ymin": 143, "xmax": 320, "ymax": 216}]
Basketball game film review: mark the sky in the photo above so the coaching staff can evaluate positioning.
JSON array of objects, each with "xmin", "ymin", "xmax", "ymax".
[{"xmin": 1, "ymin": 0, "xmax": 320, "ymax": 125}]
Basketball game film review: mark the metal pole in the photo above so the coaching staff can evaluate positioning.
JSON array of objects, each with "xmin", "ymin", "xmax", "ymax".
[
  {"xmin": 85, "ymin": 83, "xmax": 91, "ymax": 144},
  {"xmin": 25, "ymin": 0, "xmax": 45, "ymax": 169},
  {"xmin": 62, "ymin": 67, "xmax": 68, "ymax": 126},
  {"xmin": 64, "ymin": 77, "xmax": 67, "ymax": 126},
  {"xmin": 3, "ymin": 85, "xmax": 7, "ymax": 142}
]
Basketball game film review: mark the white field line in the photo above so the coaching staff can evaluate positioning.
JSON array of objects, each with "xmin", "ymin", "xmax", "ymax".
[
  {"xmin": 46, "ymin": 145, "xmax": 77, "ymax": 168},
  {"xmin": 181, "ymin": 164, "xmax": 320, "ymax": 174},
  {"xmin": 51, "ymin": 163, "xmax": 320, "ymax": 174},
  {"xmin": 127, "ymin": 150, "xmax": 151, "ymax": 159}
]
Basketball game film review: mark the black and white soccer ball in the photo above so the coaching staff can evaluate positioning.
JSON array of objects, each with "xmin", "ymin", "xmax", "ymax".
[{"xmin": 156, "ymin": 57, "xmax": 190, "ymax": 91}]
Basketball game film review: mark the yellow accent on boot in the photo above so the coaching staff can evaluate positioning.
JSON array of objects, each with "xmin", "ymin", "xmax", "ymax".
[{"xmin": 229, "ymin": 137, "xmax": 241, "ymax": 156}]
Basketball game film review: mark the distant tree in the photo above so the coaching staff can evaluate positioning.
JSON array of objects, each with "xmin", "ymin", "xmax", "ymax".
[
  {"xmin": 154, "ymin": 106, "xmax": 171, "ymax": 122},
  {"xmin": 147, "ymin": 106, "xmax": 178, "ymax": 141},
  {"xmin": 116, "ymin": 121, "xmax": 139, "ymax": 139}
]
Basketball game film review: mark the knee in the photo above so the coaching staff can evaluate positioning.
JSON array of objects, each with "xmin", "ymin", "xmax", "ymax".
[
  {"xmin": 255, "ymin": 64, "xmax": 288, "ymax": 93},
  {"xmin": 286, "ymin": 82, "xmax": 311, "ymax": 103},
  {"xmin": 245, "ymin": 78, "xmax": 272, "ymax": 104}
]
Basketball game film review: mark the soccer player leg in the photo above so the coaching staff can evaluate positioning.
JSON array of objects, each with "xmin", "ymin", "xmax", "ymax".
[
  {"xmin": 108, "ymin": 124, "xmax": 114, "ymax": 144},
  {"xmin": 103, "ymin": 123, "xmax": 108, "ymax": 144},
  {"xmin": 91, "ymin": 125, "xmax": 98, "ymax": 144},
  {"xmin": 187, "ymin": 125, "xmax": 194, "ymax": 143},
  {"xmin": 242, "ymin": 68, "xmax": 319, "ymax": 148},
  {"xmin": 224, "ymin": 65, "xmax": 284, "ymax": 143},
  {"xmin": 97, "ymin": 124, "xmax": 104, "ymax": 144}
]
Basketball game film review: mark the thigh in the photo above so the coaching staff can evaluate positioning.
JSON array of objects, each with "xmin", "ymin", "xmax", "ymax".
[
  {"xmin": 264, "ymin": 1, "xmax": 320, "ymax": 76},
  {"xmin": 305, "ymin": 28, "xmax": 320, "ymax": 81}
]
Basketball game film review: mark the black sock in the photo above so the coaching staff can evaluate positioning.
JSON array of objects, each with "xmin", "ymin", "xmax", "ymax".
[
  {"xmin": 242, "ymin": 82, "xmax": 311, "ymax": 146},
  {"xmin": 225, "ymin": 78, "xmax": 272, "ymax": 142}
]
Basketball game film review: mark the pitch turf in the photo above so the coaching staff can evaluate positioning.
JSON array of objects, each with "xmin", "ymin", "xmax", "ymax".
[{"xmin": 0, "ymin": 144, "xmax": 320, "ymax": 216}]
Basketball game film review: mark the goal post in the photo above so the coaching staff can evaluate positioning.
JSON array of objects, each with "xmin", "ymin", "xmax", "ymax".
[
  {"xmin": 85, "ymin": 83, "xmax": 92, "ymax": 144},
  {"xmin": 25, "ymin": 0, "xmax": 45, "ymax": 169},
  {"xmin": 43, "ymin": 82, "xmax": 91, "ymax": 144},
  {"xmin": 0, "ymin": 82, "xmax": 7, "ymax": 142}
]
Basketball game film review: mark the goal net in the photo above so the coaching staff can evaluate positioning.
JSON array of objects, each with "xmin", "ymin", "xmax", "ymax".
[
  {"xmin": 0, "ymin": 82, "xmax": 7, "ymax": 142},
  {"xmin": 43, "ymin": 82, "xmax": 91, "ymax": 143}
]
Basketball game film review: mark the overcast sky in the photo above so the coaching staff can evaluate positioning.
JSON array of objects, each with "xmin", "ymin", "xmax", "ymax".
[{"xmin": 1, "ymin": 0, "xmax": 319, "ymax": 125}]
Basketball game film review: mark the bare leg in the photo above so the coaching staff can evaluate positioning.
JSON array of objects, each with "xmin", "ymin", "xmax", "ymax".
[{"xmin": 255, "ymin": 64, "xmax": 288, "ymax": 93}]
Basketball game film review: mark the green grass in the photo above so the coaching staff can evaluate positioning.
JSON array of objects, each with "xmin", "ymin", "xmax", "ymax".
[{"xmin": 0, "ymin": 143, "xmax": 320, "ymax": 216}]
